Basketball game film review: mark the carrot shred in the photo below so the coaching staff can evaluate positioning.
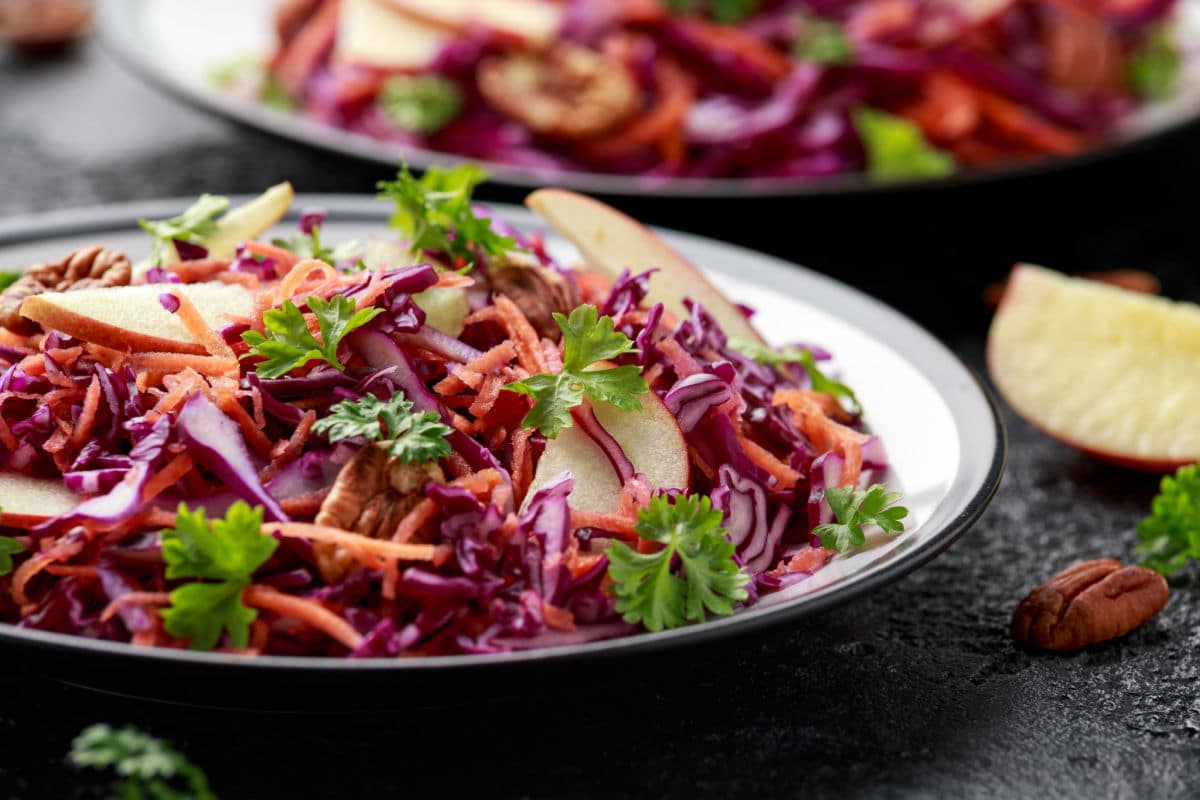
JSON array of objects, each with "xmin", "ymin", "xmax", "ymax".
[
  {"xmin": 130, "ymin": 352, "xmax": 238, "ymax": 379},
  {"xmin": 657, "ymin": 338, "xmax": 702, "ymax": 377},
  {"xmin": 168, "ymin": 289, "xmax": 237, "ymax": 362},
  {"xmin": 11, "ymin": 555, "xmax": 51, "ymax": 606},
  {"xmin": 773, "ymin": 389, "xmax": 869, "ymax": 487},
  {"xmin": 463, "ymin": 305, "xmax": 501, "ymax": 326},
  {"xmin": 166, "ymin": 259, "xmax": 233, "ymax": 283},
  {"xmin": 216, "ymin": 270, "xmax": 260, "ymax": 290},
  {"xmin": 279, "ymin": 258, "xmax": 339, "ymax": 302},
  {"xmin": 70, "ymin": 375, "xmax": 103, "ymax": 450},
  {"xmin": 242, "ymin": 241, "xmax": 302, "ymax": 276},
  {"xmin": 542, "ymin": 601, "xmax": 577, "ymax": 632},
  {"xmin": 141, "ymin": 453, "xmax": 195, "ymax": 503},
  {"xmin": 510, "ymin": 428, "xmax": 533, "ymax": 507},
  {"xmin": 492, "ymin": 295, "xmax": 546, "ymax": 374},
  {"xmin": 434, "ymin": 272, "xmax": 474, "ymax": 289},
  {"xmin": 44, "ymin": 564, "xmax": 98, "ymax": 579},
  {"xmin": 736, "ymin": 433, "xmax": 800, "ymax": 490},
  {"xmin": 570, "ymin": 510, "xmax": 637, "ymax": 539},
  {"xmin": 264, "ymin": 522, "xmax": 442, "ymax": 564},
  {"xmin": 582, "ymin": 60, "xmax": 695, "ymax": 158},
  {"xmin": 99, "ymin": 591, "xmax": 172, "ymax": 623},
  {"xmin": 270, "ymin": 408, "xmax": 316, "ymax": 460},
  {"xmin": 216, "ymin": 392, "xmax": 274, "ymax": 456},
  {"xmin": 392, "ymin": 497, "xmax": 438, "ymax": 544},
  {"xmin": 0, "ymin": 415, "xmax": 17, "ymax": 452},
  {"xmin": 242, "ymin": 584, "xmax": 364, "ymax": 652}
]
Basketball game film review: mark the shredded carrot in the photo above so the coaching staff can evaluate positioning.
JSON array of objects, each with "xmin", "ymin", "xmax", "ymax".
[
  {"xmin": 272, "ymin": 0, "xmax": 341, "ymax": 95},
  {"xmin": 446, "ymin": 452, "xmax": 472, "ymax": 479},
  {"xmin": 264, "ymin": 522, "xmax": 442, "ymax": 564},
  {"xmin": 447, "ymin": 365, "xmax": 483, "ymax": 392},
  {"xmin": 17, "ymin": 354, "xmax": 45, "ymax": 375},
  {"xmin": 0, "ymin": 415, "xmax": 17, "ymax": 451},
  {"xmin": 434, "ymin": 272, "xmax": 475, "ymax": 289},
  {"xmin": 737, "ymin": 433, "xmax": 800, "ymax": 490},
  {"xmin": 216, "ymin": 392, "xmax": 274, "ymax": 456},
  {"xmin": 391, "ymin": 497, "xmax": 438, "ymax": 544},
  {"xmin": 46, "ymin": 346, "xmax": 83, "ymax": 369},
  {"xmin": 463, "ymin": 305, "xmax": 501, "ymax": 326},
  {"xmin": 451, "ymin": 468, "xmax": 505, "ymax": 498},
  {"xmin": 542, "ymin": 601, "xmax": 577, "ymax": 632},
  {"xmin": 469, "ymin": 375, "xmax": 503, "ymax": 419},
  {"xmin": 773, "ymin": 389, "xmax": 869, "ymax": 487},
  {"xmin": 510, "ymin": 428, "xmax": 533, "ymax": 507},
  {"xmin": 657, "ymin": 338, "xmax": 702, "ymax": 377},
  {"xmin": 570, "ymin": 510, "xmax": 637, "ymax": 539},
  {"xmin": 242, "ymin": 584, "xmax": 364, "ymax": 651},
  {"xmin": 130, "ymin": 352, "xmax": 238, "ymax": 379},
  {"xmin": 216, "ymin": 270, "xmax": 260, "ymax": 290},
  {"xmin": 166, "ymin": 259, "xmax": 233, "ymax": 283},
  {"xmin": 278, "ymin": 258, "xmax": 339, "ymax": 302},
  {"xmin": 69, "ymin": 375, "xmax": 102, "ymax": 450},
  {"xmin": 141, "ymin": 453, "xmax": 195, "ymax": 503},
  {"xmin": 279, "ymin": 489, "xmax": 329, "ymax": 517},
  {"xmin": 150, "ymin": 368, "xmax": 206, "ymax": 417},
  {"xmin": 44, "ymin": 564, "xmax": 98, "ymax": 579},
  {"xmin": 242, "ymin": 240, "xmax": 302, "ymax": 276},
  {"xmin": 583, "ymin": 60, "xmax": 696, "ymax": 159},
  {"xmin": 270, "ymin": 408, "xmax": 316, "ymax": 460},
  {"xmin": 767, "ymin": 547, "xmax": 835, "ymax": 578},
  {"xmin": 492, "ymin": 295, "xmax": 546, "ymax": 373},
  {"xmin": 11, "ymin": 555, "xmax": 50, "ymax": 606},
  {"xmin": 99, "ymin": 591, "xmax": 172, "ymax": 623},
  {"xmin": 168, "ymin": 289, "xmax": 237, "ymax": 362}
]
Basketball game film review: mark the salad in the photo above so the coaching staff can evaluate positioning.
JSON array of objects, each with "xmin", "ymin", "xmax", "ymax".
[
  {"xmin": 222, "ymin": 0, "xmax": 1186, "ymax": 182},
  {"xmin": 0, "ymin": 167, "xmax": 906, "ymax": 657}
]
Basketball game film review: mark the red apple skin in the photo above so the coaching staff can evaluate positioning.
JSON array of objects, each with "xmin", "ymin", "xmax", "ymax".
[
  {"xmin": 986, "ymin": 265, "xmax": 1195, "ymax": 474},
  {"xmin": 20, "ymin": 295, "xmax": 210, "ymax": 355}
]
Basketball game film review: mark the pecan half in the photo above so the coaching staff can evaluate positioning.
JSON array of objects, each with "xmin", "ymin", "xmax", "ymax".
[
  {"xmin": 313, "ymin": 444, "xmax": 445, "ymax": 582},
  {"xmin": 0, "ymin": 245, "xmax": 132, "ymax": 334},
  {"xmin": 488, "ymin": 252, "xmax": 579, "ymax": 341},
  {"xmin": 1012, "ymin": 558, "xmax": 1169, "ymax": 651},
  {"xmin": 0, "ymin": 0, "xmax": 91, "ymax": 52},
  {"xmin": 477, "ymin": 45, "xmax": 642, "ymax": 140}
]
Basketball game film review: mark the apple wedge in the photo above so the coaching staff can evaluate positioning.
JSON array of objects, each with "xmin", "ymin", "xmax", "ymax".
[
  {"xmin": 0, "ymin": 473, "xmax": 79, "ymax": 528},
  {"xmin": 523, "ymin": 391, "xmax": 689, "ymax": 514},
  {"xmin": 526, "ymin": 188, "xmax": 765, "ymax": 344},
  {"xmin": 335, "ymin": 0, "xmax": 451, "ymax": 71},
  {"xmin": 988, "ymin": 264, "xmax": 1200, "ymax": 471},
  {"xmin": 153, "ymin": 182, "xmax": 294, "ymax": 271},
  {"xmin": 21, "ymin": 282, "xmax": 254, "ymax": 356},
  {"xmin": 360, "ymin": 239, "xmax": 468, "ymax": 336},
  {"xmin": 380, "ymin": 0, "xmax": 562, "ymax": 46}
]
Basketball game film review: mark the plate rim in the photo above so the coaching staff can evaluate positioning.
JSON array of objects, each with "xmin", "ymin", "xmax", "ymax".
[
  {"xmin": 95, "ymin": 0, "xmax": 1200, "ymax": 199},
  {"xmin": 0, "ymin": 195, "xmax": 1007, "ymax": 673}
]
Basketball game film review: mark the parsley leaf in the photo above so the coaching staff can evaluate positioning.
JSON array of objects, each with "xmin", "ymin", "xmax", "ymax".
[
  {"xmin": 506, "ymin": 305, "xmax": 648, "ymax": 438},
  {"xmin": 853, "ymin": 108, "xmax": 955, "ymax": 182},
  {"xmin": 813, "ymin": 484, "xmax": 908, "ymax": 553},
  {"xmin": 159, "ymin": 502, "xmax": 277, "ymax": 651},
  {"xmin": 1130, "ymin": 25, "xmax": 1180, "ymax": 101},
  {"xmin": 794, "ymin": 13, "xmax": 853, "ymax": 65},
  {"xmin": 606, "ymin": 494, "xmax": 750, "ymax": 632},
  {"xmin": 729, "ymin": 336, "xmax": 861, "ymax": 415},
  {"xmin": 272, "ymin": 224, "xmax": 361, "ymax": 265},
  {"xmin": 0, "ymin": 272, "xmax": 21, "ymax": 291},
  {"xmin": 379, "ymin": 75, "xmax": 464, "ymax": 135},
  {"xmin": 0, "ymin": 533, "xmax": 23, "ymax": 576},
  {"xmin": 242, "ymin": 294, "xmax": 383, "ymax": 379},
  {"xmin": 138, "ymin": 194, "xmax": 230, "ymax": 266},
  {"xmin": 70, "ymin": 724, "xmax": 215, "ymax": 800},
  {"xmin": 376, "ymin": 164, "xmax": 515, "ymax": 268},
  {"xmin": 1136, "ymin": 464, "xmax": 1200, "ymax": 575},
  {"xmin": 313, "ymin": 393, "xmax": 453, "ymax": 463},
  {"xmin": 662, "ymin": 0, "xmax": 760, "ymax": 23}
]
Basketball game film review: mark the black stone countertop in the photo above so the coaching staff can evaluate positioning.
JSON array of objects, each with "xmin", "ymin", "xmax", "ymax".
[{"xmin": 2, "ymin": 39, "xmax": 1199, "ymax": 800}]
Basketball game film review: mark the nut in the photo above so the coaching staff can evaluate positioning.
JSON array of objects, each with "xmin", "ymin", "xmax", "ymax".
[
  {"xmin": 0, "ymin": 245, "xmax": 131, "ymax": 334},
  {"xmin": 0, "ymin": 0, "xmax": 91, "ymax": 52},
  {"xmin": 1012, "ymin": 558, "xmax": 1169, "ymax": 651},
  {"xmin": 313, "ymin": 443, "xmax": 444, "ymax": 582},
  {"xmin": 488, "ymin": 252, "xmax": 579, "ymax": 342},
  {"xmin": 477, "ymin": 45, "xmax": 642, "ymax": 140}
]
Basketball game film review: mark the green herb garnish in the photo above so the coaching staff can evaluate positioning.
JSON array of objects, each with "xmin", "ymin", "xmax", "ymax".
[
  {"xmin": 70, "ymin": 723, "xmax": 216, "ymax": 800},
  {"xmin": 606, "ymin": 494, "xmax": 750, "ymax": 632},
  {"xmin": 813, "ymin": 484, "xmax": 908, "ymax": 553},
  {"xmin": 662, "ymin": 0, "xmax": 760, "ymax": 23},
  {"xmin": 313, "ymin": 394, "xmax": 452, "ymax": 463},
  {"xmin": 138, "ymin": 195, "xmax": 230, "ymax": 266},
  {"xmin": 0, "ymin": 533, "xmax": 23, "ymax": 576},
  {"xmin": 505, "ymin": 305, "xmax": 648, "ymax": 438},
  {"xmin": 1136, "ymin": 464, "xmax": 1200, "ymax": 575},
  {"xmin": 0, "ymin": 272, "xmax": 22, "ymax": 291},
  {"xmin": 241, "ymin": 294, "xmax": 383, "ymax": 379},
  {"xmin": 794, "ymin": 13, "xmax": 853, "ymax": 65},
  {"xmin": 376, "ymin": 164, "xmax": 515, "ymax": 269},
  {"xmin": 853, "ymin": 108, "xmax": 955, "ymax": 182},
  {"xmin": 159, "ymin": 502, "xmax": 277, "ymax": 651},
  {"xmin": 1130, "ymin": 25, "xmax": 1180, "ymax": 101},
  {"xmin": 379, "ymin": 75, "xmax": 464, "ymax": 135}
]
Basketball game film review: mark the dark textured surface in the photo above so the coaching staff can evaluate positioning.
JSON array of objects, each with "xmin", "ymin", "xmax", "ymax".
[{"xmin": 2, "ymin": 39, "xmax": 1200, "ymax": 800}]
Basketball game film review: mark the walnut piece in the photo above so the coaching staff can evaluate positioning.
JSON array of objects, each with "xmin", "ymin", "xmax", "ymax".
[
  {"xmin": 477, "ymin": 45, "xmax": 642, "ymax": 140},
  {"xmin": 488, "ymin": 252, "xmax": 579, "ymax": 342},
  {"xmin": 1012, "ymin": 558, "xmax": 1169, "ymax": 651},
  {"xmin": 313, "ymin": 444, "xmax": 445, "ymax": 583},
  {"xmin": 0, "ymin": 0, "xmax": 91, "ymax": 52},
  {"xmin": 0, "ymin": 245, "xmax": 132, "ymax": 334}
]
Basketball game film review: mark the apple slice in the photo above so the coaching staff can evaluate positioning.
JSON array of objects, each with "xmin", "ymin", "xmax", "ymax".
[
  {"xmin": 0, "ymin": 473, "xmax": 79, "ymax": 528},
  {"xmin": 380, "ymin": 0, "xmax": 562, "ymax": 46},
  {"xmin": 987, "ymin": 264, "xmax": 1200, "ymax": 471},
  {"xmin": 21, "ymin": 282, "xmax": 254, "ymax": 356},
  {"xmin": 335, "ymin": 0, "xmax": 451, "ymax": 71},
  {"xmin": 523, "ymin": 391, "xmax": 689, "ymax": 514},
  {"xmin": 525, "ymin": 188, "xmax": 765, "ymax": 344},
  {"xmin": 360, "ymin": 239, "xmax": 469, "ymax": 336},
  {"xmin": 152, "ymin": 182, "xmax": 295, "ymax": 272}
]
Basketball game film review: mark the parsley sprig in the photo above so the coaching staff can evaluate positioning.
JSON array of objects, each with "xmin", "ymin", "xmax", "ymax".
[
  {"xmin": 1130, "ymin": 25, "xmax": 1180, "ymax": 101},
  {"xmin": 70, "ymin": 723, "xmax": 215, "ymax": 800},
  {"xmin": 813, "ymin": 484, "xmax": 908, "ymax": 553},
  {"xmin": 729, "ymin": 336, "xmax": 861, "ymax": 414},
  {"xmin": 853, "ymin": 108, "xmax": 955, "ymax": 182},
  {"xmin": 0, "ymin": 532, "xmax": 23, "ymax": 576},
  {"xmin": 139, "ymin": 194, "xmax": 230, "ymax": 266},
  {"xmin": 376, "ymin": 164, "xmax": 514, "ymax": 269},
  {"xmin": 1136, "ymin": 464, "xmax": 1200, "ymax": 575},
  {"xmin": 506, "ymin": 305, "xmax": 649, "ymax": 438},
  {"xmin": 379, "ymin": 75, "xmax": 464, "ymax": 135},
  {"xmin": 241, "ymin": 294, "xmax": 382, "ymax": 379},
  {"xmin": 662, "ymin": 0, "xmax": 760, "ymax": 23},
  {"xmin": 313, "ymin": 393, "xmax": 452, "ymax": 463},
  {"xmin": 607, "ymin": 494, "xmax": 750, "ymax": 632},
  {"xmin": 159, "ymin": 502, "xmax": 277, "ymax": 651},
  {"xmin": 795, "ymin": 13, "xmax": 853, "ymax": 65}
]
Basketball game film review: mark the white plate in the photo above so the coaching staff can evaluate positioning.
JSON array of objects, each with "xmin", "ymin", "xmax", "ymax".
[
  {"xmin": 0, "ymin": 196, "xmax": 1004, "ymax": 696},
  {"xmin": 96, "ymin": 0, "xmax": 1200, "ymax": 198}
]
